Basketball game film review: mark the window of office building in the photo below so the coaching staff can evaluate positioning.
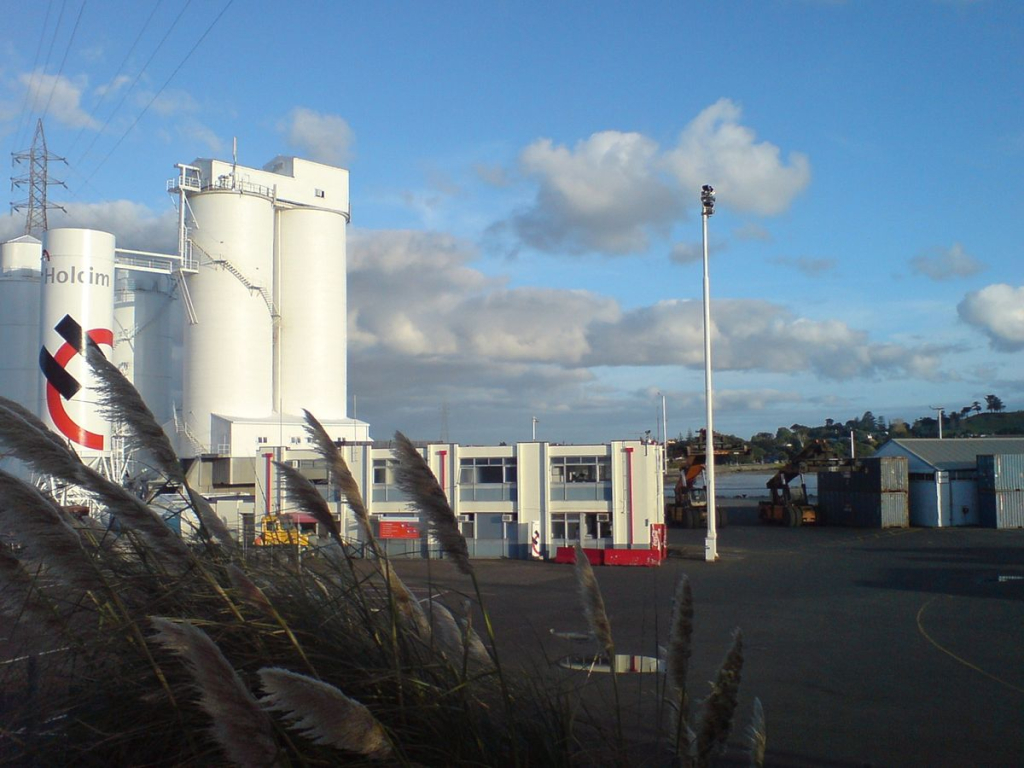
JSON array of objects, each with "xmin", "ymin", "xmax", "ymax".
[
  {"xmin": 550, "ymin": 456, "xmax": 612, "ymax": 501},
  {"xmin": 459, "ymin": 456, "xmax": 517, "ymax": 501}
]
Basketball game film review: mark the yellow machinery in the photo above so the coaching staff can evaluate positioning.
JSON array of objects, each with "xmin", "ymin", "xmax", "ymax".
[
  {"xmin": 666, "ymin": 431, "xmax": 748, "ymax": 528},
  {"xmin": 254, "ymin": 512, "xmax": 317, "ymax": 547},
  {"xmin": 758, "ymin": 440, "xmax": 848, "ymax": 526}
]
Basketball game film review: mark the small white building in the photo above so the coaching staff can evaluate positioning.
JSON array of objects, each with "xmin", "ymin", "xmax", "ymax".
[{"xmin": 874, "ymin": 438, "xmax": 1024, "ymax": 527}]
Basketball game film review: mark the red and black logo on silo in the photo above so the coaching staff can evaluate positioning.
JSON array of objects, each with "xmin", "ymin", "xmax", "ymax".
[{"xmin": 39, "ymin": 314, "xmax": 113, "ymax": 450}]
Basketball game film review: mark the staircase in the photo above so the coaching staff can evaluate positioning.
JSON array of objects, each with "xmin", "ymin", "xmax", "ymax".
[
  {"xmin": 189, "ymin": 240, "xmax": 278, "ymax": 321},
  {"xmin": 173, "ymin": 403, "xmax": 207, "ymax": 456}
]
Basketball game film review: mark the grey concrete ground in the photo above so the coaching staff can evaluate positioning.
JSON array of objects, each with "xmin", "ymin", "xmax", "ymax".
[{"xmin": 393, "ymin": 507, "xmax": 1024, "ymax": 767}]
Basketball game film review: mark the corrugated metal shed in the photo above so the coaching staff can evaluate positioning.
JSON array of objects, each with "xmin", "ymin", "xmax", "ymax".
[{"xmin": 875, "ymin": 438, "xmax": 1024, "ymax": 472}]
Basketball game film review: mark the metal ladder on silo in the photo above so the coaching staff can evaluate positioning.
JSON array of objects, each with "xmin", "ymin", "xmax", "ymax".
[
  {"xmin": 189, "ymin": 240, "xmax": 279, "ymax": 322},
  {"xmin": 172, "ymin": 403, "xmax": 207, "ymax": 456}
]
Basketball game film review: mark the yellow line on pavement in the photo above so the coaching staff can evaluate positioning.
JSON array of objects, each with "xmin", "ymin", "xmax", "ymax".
[{"xmin": 916, "ymin": 595, "xmax": 1024, "ymax": 695}]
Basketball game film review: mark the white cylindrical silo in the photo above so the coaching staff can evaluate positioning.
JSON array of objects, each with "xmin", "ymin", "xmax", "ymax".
[
  {"xmin": 277, "ymin": 206, "xmax": 348, "ymax": 419},
  {"xmin": 39, "ymin": 228, "xmax": 116, "ymax": 459},
  {"xmin": 113, "ymin": 273, "xmax": 136, "ymax": 381},
  {"xmin": 0, "ymin": 236, "xmax": 42, "ymax": 417},
  {"xmin": 183, "ymin": 191, "xmax": 275, "ymax": 452},
  {"xmin": 1, "ymin": 235, "xmax": 42, "ymax": 272},
  {"xmin": 114, "ymin": 273, "xmax": 179, "ymax": 426}
]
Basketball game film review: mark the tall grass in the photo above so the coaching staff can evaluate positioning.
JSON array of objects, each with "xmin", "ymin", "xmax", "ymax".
[{"xmin": 0, "ymin": 366, "xmax": 763, "ymax": 766}]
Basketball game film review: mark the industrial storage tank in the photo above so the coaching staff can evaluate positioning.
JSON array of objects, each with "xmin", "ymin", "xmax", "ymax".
[
  {"xmin": 818, "ymin": 456, "xmax": 909, "ymax": 528},
  {"xmin": 113, "ymin": 273, "xmax": 180, "ymax": 426},
  {"xmin": 183, "ymin": 190, "xmax": 275, "ymax": 452},
  {"xmin": 39, "ymin": 228, "xmax": 116, "ymax": 459},
  {"xmin": 277, "ymin": 206, "xmax": 347, "ymax": 419},
  {"xmin": 0, "ymin": 235, "xmax": 42, "ymax": 416}
]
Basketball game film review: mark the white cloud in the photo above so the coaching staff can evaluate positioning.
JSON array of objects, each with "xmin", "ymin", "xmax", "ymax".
[
  {"xmin": 714, "ymin": 389, "xmax": 806, "ymax": 412},
  {"xmin": 669, "ymin": 241, "xmax": 703, "ymax": 264},
  {"xmin": 348, "ymin": 230, "xmax": 949, "ymax": 385},
  {"xmin": 474, "ymin": 162, "xmax": 511, "ymax": 187},
  {"xmin": 496, "ymin": 101, "xmax": 808, "ymax": 257},
  {"xmin": 145, "ymin": 88, "xmax": 200, "ymax": 117},
  {"xmin": 281, "ymin": 107, "xmax": 354, "ymax": 167},
  {"xmin": 663, "ymin": 98, "xmax": 811, "ymax": 216},
  {"xmin": 584, "ymin": 299, "xmax": 942, "ymax": 380},
  {"xmin": 958, "ymin": 283, "xmax": 1024, "ymax": 351},
  {"xmin": 910, "ymin": 243, "xmax": 984, "ymax": 280},
  {"xmin": 344, "ymin": 232, "xmax": 951, "ymax": 441},
  {"xmin": 93, "ymin": 74, "xmax": 130, "ymax": 98},
  {"xmin": 18, "ymin": 71, "xmax": 98, "ymax": 129},
  {"xmin": 0, "ymin": 200, "xmax": 177, "ymax": 252},
  {"xmin": 178, "ymin": 118, "xmax": 222, "ymax": 154},
  {"xmin": 512, "ymin": 131, "xmax": 681, "ymax": 255}
]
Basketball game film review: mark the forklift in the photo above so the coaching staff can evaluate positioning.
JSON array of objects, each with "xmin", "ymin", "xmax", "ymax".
[{"xmin": 758, "ymin": 440, "xmax": 849, "ymax": 526}]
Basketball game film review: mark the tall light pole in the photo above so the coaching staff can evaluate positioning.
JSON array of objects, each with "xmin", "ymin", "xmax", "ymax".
[
  {"xmin": 661, "ymin": 392, "xmax": 668, "ymax": 474},
  {"xmin": 701, "ymin": 184, "xmax": 718, "ymax": 563},
  {"xmin": 532, "ymin": 416, "xmax": 538, "ymax": 441},
  {"xmin": 929, "ymin": 406, "xmax": 944, "ymax": 439}
]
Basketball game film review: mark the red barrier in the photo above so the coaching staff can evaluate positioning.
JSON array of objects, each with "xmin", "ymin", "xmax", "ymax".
[
  {"xmin": 604, "ymin": 549, "xmax": 662, "ymax": 567},
  {"xmin": 554, "ymin": 546, "xmax": 604, "ymax": 565}
]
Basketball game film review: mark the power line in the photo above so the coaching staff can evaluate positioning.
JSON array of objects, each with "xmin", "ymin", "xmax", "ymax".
[
  {"xmin": 40, "ymin": 0, "xmax": 87, "ymax": 128},
  {"xmin": 82, "ymin": 0, "xmax": 234, "ymax": 187},
  {"xmin": 13, "ymin": 0, "xmax": 59, "ymax": 150},
  {"xmin": 66, "ymin": 0, "xmax": 165, "ymax": 157},
  {"xmin": 74, "ymin": 0, "xmax": 194, "ymax": 169}
]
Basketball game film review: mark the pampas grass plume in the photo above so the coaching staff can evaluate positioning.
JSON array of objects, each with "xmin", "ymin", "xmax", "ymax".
[
  {"xmin": 391, "ymin": 431, "xmax": 472, "ymax": 576},
  {"xmin": 385, "ymin": 563, "xmax": 430, "ymax": 637},
  {"xmin": 259, "ymin": 667, "xmax": 393, "ymax": 760},
  {"xmin": 697, "ymin": 627, "xmax": 744, "ymax": 765},
  {"xmin": 302, "ymin": 410, "xmax": 376, "ymax": 543},
  {"xmin": 150, "ymin": 617, "xmax": 279, "ymax": 768},
  {"xmin": 0, "ymin": 547, "xmax": 63, "ymax": 634},
  {"xmin": 0, "ymin": 468, "xmax": 102, "ymax": 593},
  {"xmin": 668, "ymin": 573, "xmax": 694, "ymax": 698},
  {"xmin": 84, "ymin": 343, "xmax": 236, "ymax": 550},
  {"xmin": 225, "ymin": 563, "xmax": 275, "ymax": 616},
  {"xmin": 86, "ymin": 340, "xmax": 184, "ymax": 486},
  {"xmin": 0, "ymin": 395, "xmax": 74, "ymax": 453},
  {"xmin": 747, "ymin": 697, "xmax": 767, "ymax": 768},
  {"xmin": 272, "ymin": 459, "xmax": 341, "ymax": 543},
  {"xmin": 573, "ymin": 542, "xmax": 614, "ymax": 658}
]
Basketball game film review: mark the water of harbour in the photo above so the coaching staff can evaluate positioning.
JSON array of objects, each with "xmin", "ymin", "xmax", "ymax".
[{"xmin": 666, "ymin": 471, "xmax": 818, "ymax": 501}]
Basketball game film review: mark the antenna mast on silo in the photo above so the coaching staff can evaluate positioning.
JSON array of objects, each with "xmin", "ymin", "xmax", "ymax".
[{"xmin": 11, "ymin": 119, "xmax": 67, "ymax": 238}]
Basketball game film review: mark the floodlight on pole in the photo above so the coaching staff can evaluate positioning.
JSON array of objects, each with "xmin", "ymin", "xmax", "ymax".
[{"xmin": 700, "ymin": 184, "xmax": 718, "ymax": 563}]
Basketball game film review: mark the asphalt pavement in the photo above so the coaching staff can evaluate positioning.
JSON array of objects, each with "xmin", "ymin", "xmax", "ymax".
[{"xmin": 393, "ymin": 509, "xmax": 1024, "ymax": 767}]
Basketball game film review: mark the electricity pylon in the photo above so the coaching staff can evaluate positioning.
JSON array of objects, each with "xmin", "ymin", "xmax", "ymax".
[{"xmin": 11, "ymin": 119, "xmax": 67, "ymax": 238}]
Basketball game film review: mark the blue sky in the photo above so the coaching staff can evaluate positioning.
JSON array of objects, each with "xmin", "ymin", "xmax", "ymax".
[{"xmin": 2, "ymin": 1, "xmax": 1021, "ymax": 445}]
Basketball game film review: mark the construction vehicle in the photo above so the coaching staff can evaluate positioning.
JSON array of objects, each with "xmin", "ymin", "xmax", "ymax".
[
  {"xmin": 666, "ymin": 431, "xmax": 748, "ymax": 528},
  {"xmin": 758, "ymin": 440, "xmax": 848, "ymax": 526},
  {"xmin": 254, "ymin": 512, "xmax": 317, "ymax": 547}
]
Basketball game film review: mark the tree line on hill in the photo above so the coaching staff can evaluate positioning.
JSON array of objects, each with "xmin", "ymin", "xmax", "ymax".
[{"xmin": 671, "ymin": 394, "xmax": 1019, "ymax": 465}]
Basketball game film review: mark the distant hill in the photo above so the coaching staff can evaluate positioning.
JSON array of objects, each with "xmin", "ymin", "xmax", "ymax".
[
  {"xmin": 671, "ymin": 409, "xmax": 1023, "ymax": 467},
  {"xmin": 947, "ymin": 410, "xmax": 1024, "ymax": 437}
]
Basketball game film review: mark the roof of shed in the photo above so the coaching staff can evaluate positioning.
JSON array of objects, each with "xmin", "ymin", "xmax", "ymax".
[{"xmin": 878, "ymin": 438, "xmax": 1024, "ymax": 471}]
